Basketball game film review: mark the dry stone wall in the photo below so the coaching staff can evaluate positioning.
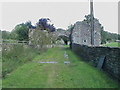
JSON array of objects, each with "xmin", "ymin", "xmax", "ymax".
[{"xmin": 72, "ymin": 43, "xmax": 120, "ymax": 81}]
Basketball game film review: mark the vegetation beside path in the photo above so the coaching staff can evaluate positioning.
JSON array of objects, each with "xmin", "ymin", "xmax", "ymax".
[
  {"xmin": 3, "ymin": 47, "xmax": 119, "ymax": 88},
  {"xmin": 2, "ymin": 44, "xmax": 42, "ymax": 78}
]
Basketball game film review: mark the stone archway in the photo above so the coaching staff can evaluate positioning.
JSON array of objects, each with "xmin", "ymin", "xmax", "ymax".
[{"xmin": 57, "ymin": 35, "xmax": 69, "ymax": 45}]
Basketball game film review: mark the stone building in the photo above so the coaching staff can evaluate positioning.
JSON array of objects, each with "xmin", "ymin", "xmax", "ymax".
[{"xmin": 71, "ymin": 20, "xmax": 101, "ymax": 46}]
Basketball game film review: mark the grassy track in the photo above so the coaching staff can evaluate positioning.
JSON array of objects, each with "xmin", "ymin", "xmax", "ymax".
[{"xmin": 3, "ymin": 47, "xmax": 119, "ymax": 88}]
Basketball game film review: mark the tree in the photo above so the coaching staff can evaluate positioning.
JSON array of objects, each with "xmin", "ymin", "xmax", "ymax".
[
  {"xmin": 36, "ymin": 18, "xmax": 56, "ymax": 32},
  {"xmin": 101, "ymin": 29, "xmax": 119, "ymax": 44},
  {"xmin": 30, "ymin": 29, "xmax": 56, "ymax": 48},
  {"xmin": 25, "ymin": 21, "xmax": 36, "ymax": 29},
  {"xmin": 12, "ymin": 23, "xmax": 29, "ymax": 41}
]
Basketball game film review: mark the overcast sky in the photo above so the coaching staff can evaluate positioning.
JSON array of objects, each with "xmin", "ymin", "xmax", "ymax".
[{"xmin": 0, "ymin": 1, "xmax": 118, "ymax": 34}]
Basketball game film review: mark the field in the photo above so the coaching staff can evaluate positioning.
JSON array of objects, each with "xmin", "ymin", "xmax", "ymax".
[
  {"xmin": 2, "ymin": 47, "xmax": 119, "ymax": 88},
  {"xmin": 103, "ymin": 42, "xmax": 120, "ymax": 47}
]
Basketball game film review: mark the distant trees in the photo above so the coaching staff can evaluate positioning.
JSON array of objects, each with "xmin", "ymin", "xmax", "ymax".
[
  {"xmin": 101, "ymin": 29, "xmax": 119, "ymax": 44},
  {"xmin": 2, "ymin": 31, "xmax": 11, "ymax": 39},
  {"xmin": 9, "ymin": 21, "xmax": 35, "ymax": 41},
  {"xmin": 1, "ymin": 18, "xmax": 56, "ymax": 41},
  {"xmin": 2, "ymin": 16, "xmax": 119, "ymax": 44},
  {"xmin": 2, "ymin": 18, "xmax": 56, "ymax": 43}
]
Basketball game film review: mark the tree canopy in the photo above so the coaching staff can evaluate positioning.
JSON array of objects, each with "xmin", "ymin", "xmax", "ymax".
[
  {"xmin": 11, "ymin": 23, "xmax": 29, "ymax": 41},
  {"xmin": 36, "ymin": 18, "xmax": 56, "ymax": 32}
]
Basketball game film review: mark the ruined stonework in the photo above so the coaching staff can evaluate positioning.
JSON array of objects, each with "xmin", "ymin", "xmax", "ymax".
[{"xmin": 72, "ymin": 20, "xmax": 101, "ymax": 46}]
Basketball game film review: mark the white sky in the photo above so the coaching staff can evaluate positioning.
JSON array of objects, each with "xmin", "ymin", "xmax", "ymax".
[{"xmin": 0, "ymin": 0, "xmax": 119, "ymax": 34}]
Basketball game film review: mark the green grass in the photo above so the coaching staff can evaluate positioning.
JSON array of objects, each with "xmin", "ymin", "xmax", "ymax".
[
  {"xmin": 2, "ymin": 47, "xmax": 119, "ymax": 88},
  {"xmin": 64, "ymin": 45, "xmax": 70, "ymax": 48},
  {"xmin": 2, "ymin": 44, "xmax": 41, "ymax": 78},
  {"xmin": 103, "ymin": 42, "xmax": 120, "ymax": 47}
]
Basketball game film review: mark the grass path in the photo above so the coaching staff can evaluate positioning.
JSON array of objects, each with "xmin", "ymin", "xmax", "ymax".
[{"xmin": 3, "ymin": 47, "xmax": 119, "ymax": 88}]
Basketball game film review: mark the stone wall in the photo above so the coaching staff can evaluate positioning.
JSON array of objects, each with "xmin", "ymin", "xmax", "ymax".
[{"xmin": 72, "ymin": 43, "xmax": 120, "ymax": 81}]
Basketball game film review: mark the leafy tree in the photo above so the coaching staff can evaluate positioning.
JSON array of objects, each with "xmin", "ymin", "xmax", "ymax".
[
  {"xmin": 30, "ymin": 29, "xmax": 56, "ymax": 48},
  {"xmin": 25, "ymin": 21, "xmax": 36, "ymax": 29},
  {"xmin": 10, "ymin": 31, "xmax": 18, "ymax": 40},
  {"xmin": 36, "ymin": 18, "xmax": 56, "ymax": 32},
  {"xmin": 101, "ymin": 29, "xmax": 119, "ymax": 44},
  {"xmin": 12, "ymin": 23, "xmax": 29, "ymax": 41},
  {"xmin": 10, "ymin": 21, "xmax": 36, "ymax": 41}
]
